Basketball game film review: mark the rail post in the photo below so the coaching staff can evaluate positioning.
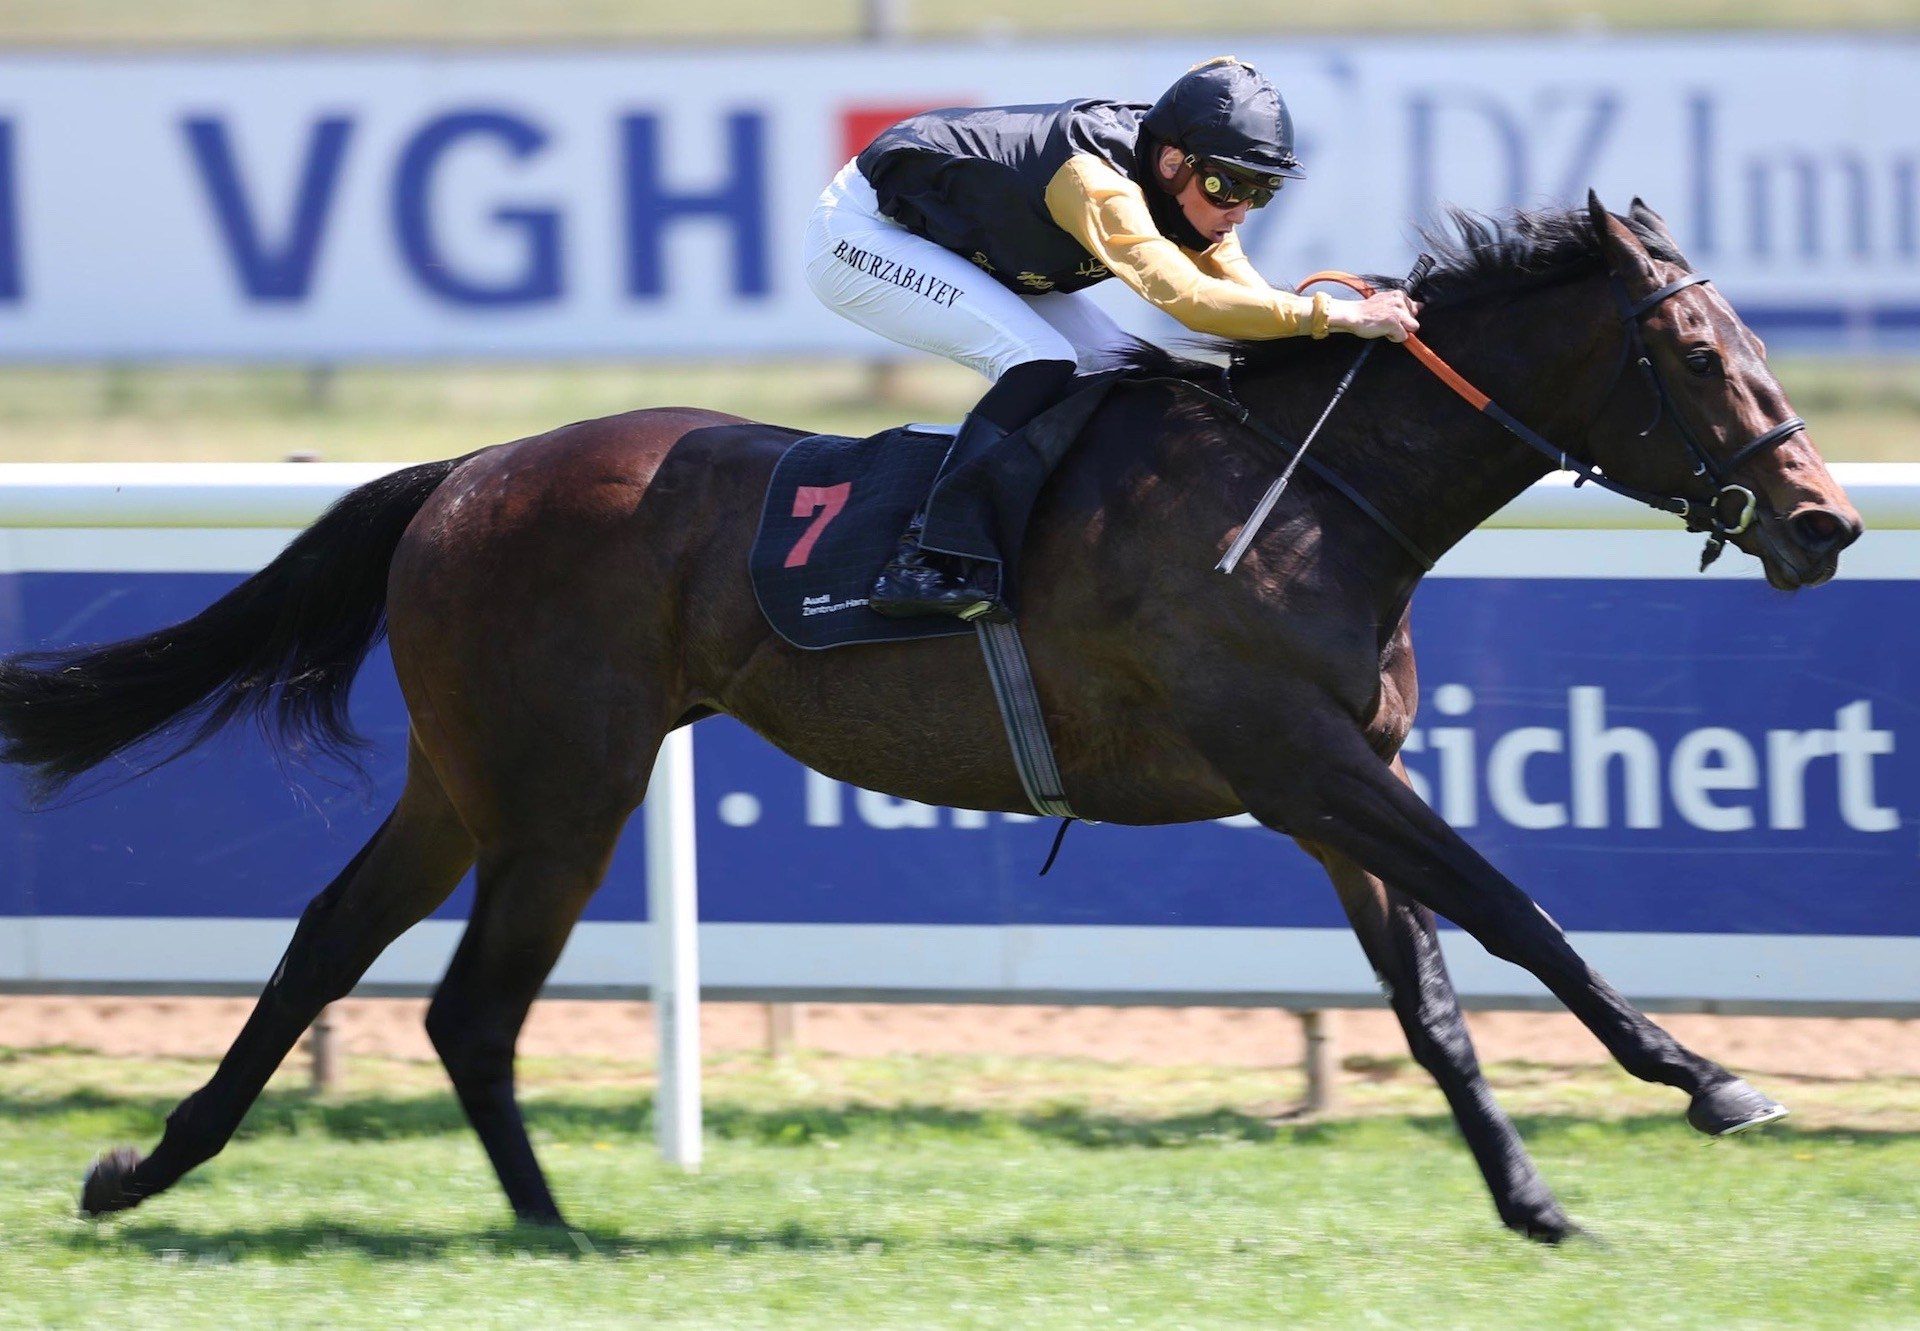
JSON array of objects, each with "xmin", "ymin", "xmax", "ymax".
[
  {"xmin": 867, "ymin": 358, "xmax": 906, "ymax": 406},
  {"xmin": 765, "ymin": 1002, "xmax": 800, "ymax": 1059},
  {"xmin": 309, "ymin": 1005, "xmax": 339, "ymax": 1094},
  {"xmin": 647, "ymin": 726, "xmax": 703, "ymax": 1170},
  {"xmin": 861, "ymin": 0, "xmax": 906, "ymax": 41},
  {"xmin": 1301, "ymin": 1009, "xmax": 1336, "ymax": 1114}
]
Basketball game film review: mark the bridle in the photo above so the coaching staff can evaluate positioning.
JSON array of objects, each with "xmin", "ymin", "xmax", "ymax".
[
  {"xmin": 1211, "ymin": 264, "xmax": 1808, "ymax": 574},
  {"xmin": 1595, "ymin": 271, "xmax": 1807, "ymax": 567}
]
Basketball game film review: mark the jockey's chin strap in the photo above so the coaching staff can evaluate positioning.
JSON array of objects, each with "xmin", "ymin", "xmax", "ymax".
[{"xmin": 1289, "ymin": 269, "xmax": 1807, "ymax": 571}]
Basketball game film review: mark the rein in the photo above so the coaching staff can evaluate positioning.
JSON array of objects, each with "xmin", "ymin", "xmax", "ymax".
[
  {"xmin": 1212, "ymin": 263, "xmax": 1808, "ymax": 575},
  {"xmin": 1171, "ymin": 377, "xmax": 1437, "ymax": 571}
]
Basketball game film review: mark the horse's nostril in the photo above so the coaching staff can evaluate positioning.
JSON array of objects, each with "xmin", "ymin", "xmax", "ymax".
[
  {"xmin": 1788, "ymin": 508, "xmax": 1859, "ymax": 556},
  {"xmin": 1795, "ymin": 511, "xmax": 1839, "ymax": 542}
]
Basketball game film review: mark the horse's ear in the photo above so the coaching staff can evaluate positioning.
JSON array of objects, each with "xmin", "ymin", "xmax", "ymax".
[
  {"xmin": 1586, "ymin": 188, "xmax": 1656, "ymax": 284},
  {"xmin": 1584, "ymin": 189, "xmax": 1614, "ymax": 252},
  {"xmin": 1628, "ymin": 197, "xmax": 1683, "ymax": 253}
]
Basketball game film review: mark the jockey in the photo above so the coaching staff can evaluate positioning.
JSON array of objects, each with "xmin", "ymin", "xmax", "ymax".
[{"xmin": 803, "ymin": 56, "xmax": 1421, "ymax": 622}]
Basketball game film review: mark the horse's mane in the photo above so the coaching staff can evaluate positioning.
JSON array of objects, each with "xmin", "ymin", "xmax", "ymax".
[
  {"xmin": 1381, "ymin": 201, "xmax": 1685, "ymax": 307},
  {"xmin": 1109, "ymin": 202, "xmax": 1688, "ymax": 388}
]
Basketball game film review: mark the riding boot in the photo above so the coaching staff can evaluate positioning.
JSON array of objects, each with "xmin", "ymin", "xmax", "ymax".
[{"xmin": 869, "ymin": 411, "xmax": 1012, "ymax": 622}]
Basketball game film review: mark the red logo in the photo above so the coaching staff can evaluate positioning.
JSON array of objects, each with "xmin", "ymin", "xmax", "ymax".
[{"xmin": 837, "ymin": 101, "xmax": 969, "ymax": 167}]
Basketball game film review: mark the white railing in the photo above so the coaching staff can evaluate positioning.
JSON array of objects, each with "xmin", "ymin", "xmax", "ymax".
[{"xmin": 0, "ymin": 462, "xmax": 1914, "ymax": 528}]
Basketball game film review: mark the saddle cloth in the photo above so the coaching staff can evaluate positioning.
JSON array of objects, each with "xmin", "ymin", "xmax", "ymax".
[
  {"xmin": 750, "ymin": 424, "xmax": 970, "ymax": 650},
  {"xmin": 749, "ymin": 373, "xmax": 1121, "ymax": 652}
]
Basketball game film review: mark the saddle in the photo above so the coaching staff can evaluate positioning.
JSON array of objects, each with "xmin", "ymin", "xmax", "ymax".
[
  {"xmin": 748, "ymin": 372, "xmax": 1123, "ymax": 824},
  {"xmin": 749, "ymin": 372, "xmax": 1121, "ymax": 652}
]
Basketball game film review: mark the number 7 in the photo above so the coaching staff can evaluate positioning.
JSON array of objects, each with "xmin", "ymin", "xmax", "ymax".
[{"xmin": 784, "ymin": 482, "xmax": 853, "ymax": 568}]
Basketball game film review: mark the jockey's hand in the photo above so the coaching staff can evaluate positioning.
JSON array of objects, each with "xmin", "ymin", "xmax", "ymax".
[{"xmin": 1329, "ymin": 291, "xmax": 1421, "ymax": 342}]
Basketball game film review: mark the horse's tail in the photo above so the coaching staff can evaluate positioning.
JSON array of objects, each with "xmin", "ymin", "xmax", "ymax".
[{"xmin": 0, "ymin": 457, "xmax": 465, "ymax": 803}]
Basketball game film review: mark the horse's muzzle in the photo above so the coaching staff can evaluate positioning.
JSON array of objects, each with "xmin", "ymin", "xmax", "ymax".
[
  {"xmin": 1787, "ymin": 505, "xmax": 1862, "ymax": 561},
  {"xmin": 1757, "ymin": 504, "xmax": 1862, "ymax": 589}
]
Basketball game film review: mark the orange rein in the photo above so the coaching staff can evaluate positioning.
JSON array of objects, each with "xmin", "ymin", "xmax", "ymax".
[{"xmin": 1294, "ymin": 269, "xmax": 1490, "ymax": 412}]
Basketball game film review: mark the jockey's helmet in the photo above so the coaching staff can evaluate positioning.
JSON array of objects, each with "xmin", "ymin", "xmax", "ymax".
[{"xmin": 1142, "ymin": 56, "xmax": 1305, "ymax": 187}]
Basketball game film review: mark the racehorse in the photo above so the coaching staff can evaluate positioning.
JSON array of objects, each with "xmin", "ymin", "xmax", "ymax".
[{"xmin": 0, "ymin": 195, "xmax": 1860, "ymax": 1242}]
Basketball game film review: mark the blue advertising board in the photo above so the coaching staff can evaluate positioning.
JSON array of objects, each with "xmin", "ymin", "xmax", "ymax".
[{"xmin": 2, "ymin": 514, "xmax": 1916, "ymax": 1011}]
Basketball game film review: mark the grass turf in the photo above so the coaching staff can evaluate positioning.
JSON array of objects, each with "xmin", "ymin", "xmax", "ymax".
[
  {"xmin": 1, "ymin": 356, "xmax": 1915, "ymax": 466},
  {"xmin": 1, "ymin": 1047, "xmax": 1916, "ymax": 1329}
]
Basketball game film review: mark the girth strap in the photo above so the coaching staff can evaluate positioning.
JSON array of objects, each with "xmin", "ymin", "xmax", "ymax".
[{"xmin": 975, "ymin": 617, "xmax": 1076, "ymax": 819}]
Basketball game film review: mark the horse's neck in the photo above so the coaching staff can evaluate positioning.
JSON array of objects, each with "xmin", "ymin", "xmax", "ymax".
[{"xmin": 1239, "ymin": 278, "xmax": 1617, "ymax": 572}]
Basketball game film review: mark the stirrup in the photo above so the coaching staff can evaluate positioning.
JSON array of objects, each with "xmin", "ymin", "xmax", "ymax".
[
  {"xmin": 958, "ymin": 599, "xmax": 1012, "ymax": 624},
  {"xmin": 869, "ymin": 546, "xmax": 1006, "ymax": 621}
]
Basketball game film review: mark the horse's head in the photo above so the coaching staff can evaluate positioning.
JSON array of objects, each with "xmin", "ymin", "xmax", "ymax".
[{"xmin": 1580, "ymin": 192, "xmax": 1861, "ymax": 590}]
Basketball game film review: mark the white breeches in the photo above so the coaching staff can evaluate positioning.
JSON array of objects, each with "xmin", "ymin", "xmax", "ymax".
[{"xmin": 802, "ymin": 159, "xmax": 1134, "ymax": 382}]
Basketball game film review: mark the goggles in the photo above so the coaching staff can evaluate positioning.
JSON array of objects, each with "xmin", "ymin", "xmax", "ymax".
[{"xmin": 1187, "ymin": 156, "xmax": 1285, "ymax": 210}]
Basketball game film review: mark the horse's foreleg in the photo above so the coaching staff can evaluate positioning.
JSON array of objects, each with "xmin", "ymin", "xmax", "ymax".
[
  {"xmin": 1236, "ymin": 722, "xmax": 1783, "ymax": 1136},
  {"xmin": 81, "ymin": 740, "xmax": 475, "ymax": 1217},
  {"xmin": 1308, "ymin": 823, "xmax": 1576, "ymax": 1242},
  {"xmin": 423, "ymin": 815, "xmax": 627, "ymax": 1227}
]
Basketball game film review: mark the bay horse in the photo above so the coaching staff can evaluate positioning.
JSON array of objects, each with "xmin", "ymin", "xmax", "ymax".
[{"xmin": 0, "ymin": 195, "xmax": 1860, "ymax": 1243}]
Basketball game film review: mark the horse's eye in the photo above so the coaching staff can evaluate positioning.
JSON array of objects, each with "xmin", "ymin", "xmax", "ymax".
[{"xmin": 1685, "ymin": 347, "xmax": 1721, "ymax": 376}]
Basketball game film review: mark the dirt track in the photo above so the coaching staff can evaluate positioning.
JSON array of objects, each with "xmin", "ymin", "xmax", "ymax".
[{"xmin": 4, "ymin": 997, "xmax": 1919, "ymax": 1080}]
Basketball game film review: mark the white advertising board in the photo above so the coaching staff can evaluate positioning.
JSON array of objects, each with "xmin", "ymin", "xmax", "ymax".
[{"xmin": 0, "ymin": 37, "xmax": 1914, "ymax": 360}]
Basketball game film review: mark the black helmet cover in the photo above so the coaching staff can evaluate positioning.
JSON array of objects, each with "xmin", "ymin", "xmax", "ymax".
[{"xmin": 1142, "ymin": 56, "xmax": 1304, "ymax": 183}]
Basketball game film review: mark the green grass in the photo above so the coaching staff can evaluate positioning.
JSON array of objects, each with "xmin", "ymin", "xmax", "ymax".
[
  {"xmin": 0, "ymin": 360, "xmax": 985, "ymax": 464},
  {"xmin": 1, "ymin": 356, "xmax": 1914, "ymax": 465},
  {"xmin": 0, "ymin": 0, "xmax": 1914, "ymax": 45},
  {"xmin": 2, "ymin": 1047, "xmax": 1917, "ymax": 1328}
]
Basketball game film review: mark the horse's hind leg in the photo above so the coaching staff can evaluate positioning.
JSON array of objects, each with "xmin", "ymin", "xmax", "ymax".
[
  {"xmin": 423, "ymin": 772, "xmax": 648, "ymax": 1225},
  {"xmin": 81, "ymin": 737, "xmax": 475, "ymax": 1216},
  {"xmin": 1311, "ymin": 835, "xmax": 1575, "ymax": 1243}
]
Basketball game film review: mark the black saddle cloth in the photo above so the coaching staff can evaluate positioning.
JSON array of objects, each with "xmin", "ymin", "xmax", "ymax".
[{"xmin": 749, "ymin": 373, "xmax": 1120, "ymax": 651}]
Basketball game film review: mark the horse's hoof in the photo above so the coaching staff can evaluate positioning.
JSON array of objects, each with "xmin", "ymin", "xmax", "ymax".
[
  {"xmin": 79, "ymin": 1147, "xmax": 147, "ymax": 1218},
  {"xmin": 1688, "ymin": 1079, "xmax": 1790, "ymax": 1137},
  {"xmin": 1504, "ymin": 1201, "xmax": 1584, "ymax": 1245},
  {"xmin": 512, "ymin": 1210, "xmax": 569, "ymax": 1230}
]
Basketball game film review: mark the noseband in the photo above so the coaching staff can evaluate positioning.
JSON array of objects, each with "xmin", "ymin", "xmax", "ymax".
[{"xmin": 1602, "ymin": 272, "xmax": 1807, "ymax": 566}]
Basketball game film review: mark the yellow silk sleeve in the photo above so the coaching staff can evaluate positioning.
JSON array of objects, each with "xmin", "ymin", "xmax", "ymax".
[
  {"xmin": 1044, "ymin": 155, "xmax": 1330, "ymax": 340},
  {"xmin": 1195, "ymin": 230, "xmax": 1266, "ymax": 289}
]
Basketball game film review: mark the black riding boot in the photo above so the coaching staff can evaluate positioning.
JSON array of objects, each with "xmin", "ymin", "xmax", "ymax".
[
  {"xmin": 870, "ymin": 358, "xmax": 1078, "ymax": 623},
  {"xmin": 869, "ymin": 412, "xmax": 1011, "ymax": 622}
]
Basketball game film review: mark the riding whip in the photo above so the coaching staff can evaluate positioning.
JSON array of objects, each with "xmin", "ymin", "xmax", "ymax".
[{"xmin": 1216, "ymin": 253, "xmax": 1434, "ymax": 575}]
